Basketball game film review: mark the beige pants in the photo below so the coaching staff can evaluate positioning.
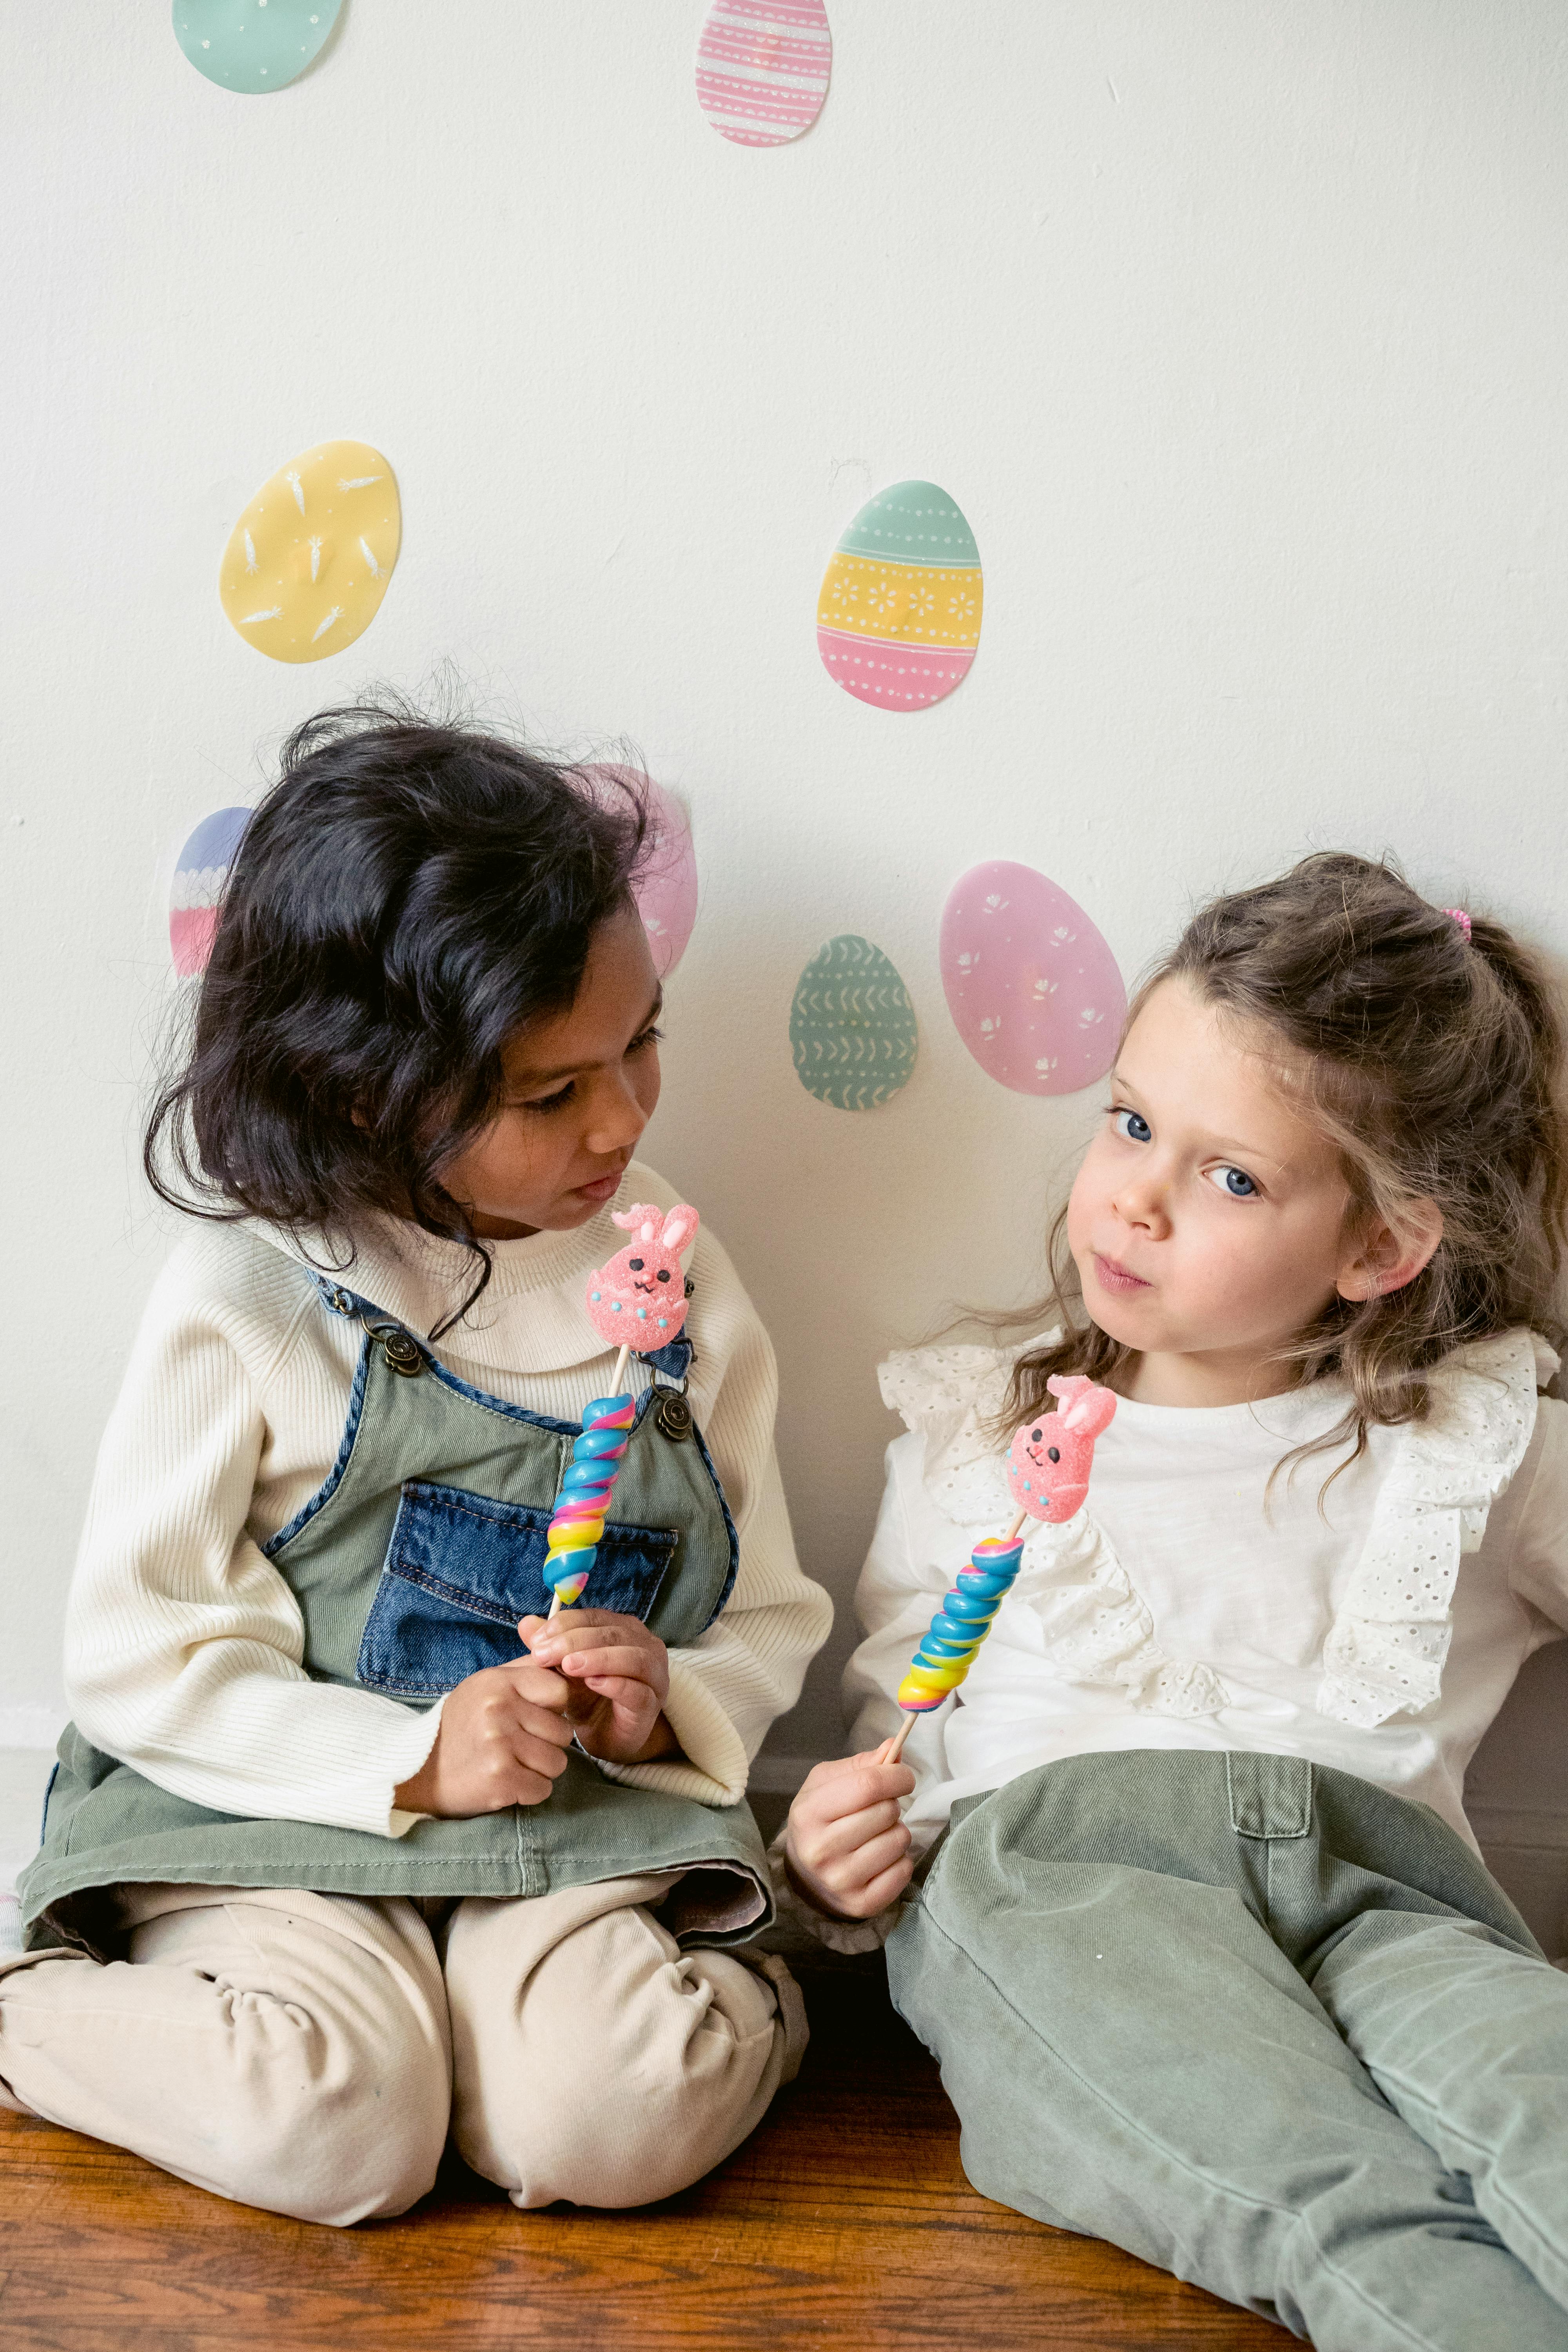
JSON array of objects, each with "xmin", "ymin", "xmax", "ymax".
[{"xmin": 0, "ymin": 1873, "xmax": 805, "ymax": 2227}]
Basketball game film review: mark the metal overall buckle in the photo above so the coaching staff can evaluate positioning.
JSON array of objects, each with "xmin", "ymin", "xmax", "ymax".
[
  {"xmin": 654, "ymin": 1390, "xmax": 693, "ymax": 1443},
  {"xmin": 366, "ymin": 1320, "xmax": 423, "ymax": 1377}
]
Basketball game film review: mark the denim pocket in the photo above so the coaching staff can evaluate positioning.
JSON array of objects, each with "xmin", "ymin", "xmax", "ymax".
[{"xmin": 357, "ymin": 1479, "xmax": 679, "ymax": 1700}]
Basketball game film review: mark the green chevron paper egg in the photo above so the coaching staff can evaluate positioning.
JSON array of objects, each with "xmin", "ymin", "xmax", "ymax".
[{"xmin": 790, "ymin": 935, "xmax": 918, "ymax": 1111}]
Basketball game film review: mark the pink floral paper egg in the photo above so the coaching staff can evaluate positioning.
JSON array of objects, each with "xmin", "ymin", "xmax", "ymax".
[
  {"xmin": 940, "ymin": 860, "xmax": 1125, "ymax": 1096},
  {"xmin": 695, "ymin": 0, "xmax": 832, "ymax": 147},
  {"xmin": 169, "ymin": 806, "xmax": 250, "ymax": 976}
]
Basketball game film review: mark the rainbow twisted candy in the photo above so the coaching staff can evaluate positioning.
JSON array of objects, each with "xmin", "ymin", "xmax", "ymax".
[
  {"xmin": 543, "ymin": 1394, "xmax": 637, "ymax": 1607},
  {"xmin": 896, "ymin": 1534, "xmax": 1027, "ymax": 1712}
]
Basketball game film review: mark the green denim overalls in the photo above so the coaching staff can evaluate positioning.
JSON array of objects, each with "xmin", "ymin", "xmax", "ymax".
[{"xmin": 20, "ymin": 1278, "xmax": 771, "ymax": 1955}]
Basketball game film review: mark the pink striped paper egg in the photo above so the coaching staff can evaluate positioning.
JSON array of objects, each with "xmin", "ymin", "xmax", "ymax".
[
  {"xmin": 695, "ymin": 0, "xmax": 832, "ymax": 147},
  {"xmin": 170, "ymin": 807, "xmax": 250, "ymax": 976},
  {"xmin": 940, "ymin": 860, "xmax": 1126, "ymax": 1096},
  {"xmin": 633, "ymin": 780, "xmax": 699, "ymax": 978},
  {"xmin": 582, "ymin": 768, "xmax": 699, "ymax": 979}
]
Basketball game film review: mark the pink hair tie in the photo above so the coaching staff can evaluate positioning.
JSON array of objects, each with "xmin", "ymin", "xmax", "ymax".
[{"xmin": 1443, "ymin": 907, "xmax": 1472, "ymax": 944}]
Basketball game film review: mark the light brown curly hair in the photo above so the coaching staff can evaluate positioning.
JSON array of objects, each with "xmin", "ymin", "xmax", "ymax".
[{"xmin": 1001, "ymin": 852, "xmax": 1568, "ymax": 1466}]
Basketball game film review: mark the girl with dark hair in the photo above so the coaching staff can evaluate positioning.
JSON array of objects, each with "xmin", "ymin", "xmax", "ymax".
[
  {"xmin": 786, "ymin": 854, "xmax": 1568, "ymax": 2350},
  {"xmin": 1, "ymin": 702, "xmax": 831, "ymax": 2224}
]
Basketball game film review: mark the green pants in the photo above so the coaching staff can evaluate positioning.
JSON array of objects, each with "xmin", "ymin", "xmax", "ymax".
[{"xmin": 889, "ymin": 1751, "xmax": 1568, "ymax": 2349}]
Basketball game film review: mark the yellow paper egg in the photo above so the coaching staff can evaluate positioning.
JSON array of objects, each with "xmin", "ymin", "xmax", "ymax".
[{"xmin": 219, "ymin": 440, "xmax": 401, "ymax": 663}]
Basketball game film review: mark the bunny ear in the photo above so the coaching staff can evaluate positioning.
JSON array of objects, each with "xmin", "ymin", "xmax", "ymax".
[
  {"xmin": 612, "ymin": 1201, "xmax": 664, "ymax": 1237},
  {"xmin": 661, "ymin": 1204, "xmax": 700, "ymax": 1255},
  {"xmin": 1060, "ymin": 1383, "xmax": 1118, "ymax": 1438},
  {"xmin": 1045, "ymin": 1374, "xmax": 1090, "ymax": 1406}
]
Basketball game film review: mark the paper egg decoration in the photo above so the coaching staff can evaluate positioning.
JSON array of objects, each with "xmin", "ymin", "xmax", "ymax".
[
  {"xmin": 790, "ymin": 935, "xmax": 918, "ymax": 1111},
  {"xmin": 173, "ymin": 1, "xmax": 342, "ymax": 94},
  {"xmin": 634, "ymin": 782, "xmax": 699, "ymax": 978},
  {"xmin": 170, "ymin": 806, "xmax": 250, "ymax": 976},
  {"xmin": 220, "ymin": 440, "xmax": 400, "ymax": 664},
  {"xmin": 695, "ymin": 0, "xmax": 832, "ymax": 147},
  {"xmin": 817, "ymin": 481, "xmax": 982, "ymax": 711},
  {"xmin": 582, "ymin": 768, "xmax": 699, "ymax": 979},
  {"xmin": 940, "ymin": 861, "xmax": 1126, "ymax": 1096}
]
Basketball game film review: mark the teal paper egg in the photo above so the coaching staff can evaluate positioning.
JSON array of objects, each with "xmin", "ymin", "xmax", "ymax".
[
  {"xmin": 173, "ymin": 1, "xmax": 342, "ymax": 94},
  {"xmin": 790, "ymin": 935, "xmax": 918, "ymax": 1112}
]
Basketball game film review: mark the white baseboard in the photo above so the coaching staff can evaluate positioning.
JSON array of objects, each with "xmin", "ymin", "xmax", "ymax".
[
  {"xmin": 0, "ymin": 1706, "xmax": 66, "ymax": 1751},
  {"xmin": 748, "ymin": 1752, "xmax": 815, "ymax": 1797}
]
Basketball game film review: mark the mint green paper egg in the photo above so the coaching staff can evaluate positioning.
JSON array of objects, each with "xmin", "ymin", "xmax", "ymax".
[
  {"xmin": 790, "ymin": 935, "xmax": 918, "ymax": 1112},
  {"xmin": 173, "ymin": 1, "xmax": 341, "ymax": 94}
]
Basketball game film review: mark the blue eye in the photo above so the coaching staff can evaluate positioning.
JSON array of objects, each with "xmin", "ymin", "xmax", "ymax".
[
  {"xmin": 1207, "ymin": 1164, "xmax": 1258, "ymax": 1198},
  {"xmin": 1112, "ymin": 1108, "xmax": 1152, "ymax": 1144}
]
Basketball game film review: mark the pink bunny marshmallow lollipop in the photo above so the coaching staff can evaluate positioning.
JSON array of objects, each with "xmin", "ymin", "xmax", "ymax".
[
  {"xmin": 546, "ymin": 1202, "xmax": 701, "ymax": 1622},
  {"xmin": 881, "ymin": 1374, "xmax": 1117, "ymax": 1766},
  {"xmin": 584, "ymin": 1202, "xmax": 699, "ymax": 1351},
  {"xmin": 1005, "ymin": 1374, "xmax": 1118, "ymax": 1524}
]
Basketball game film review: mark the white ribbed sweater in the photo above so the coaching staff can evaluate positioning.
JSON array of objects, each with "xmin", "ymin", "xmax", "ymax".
[{"xmin": 64, "ymin": 1162, "xmax": 832, "ymax": 1838}]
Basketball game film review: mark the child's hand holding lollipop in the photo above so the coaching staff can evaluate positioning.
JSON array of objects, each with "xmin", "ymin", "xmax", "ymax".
[
  {"xmin": 513, "ymin": 1203, "xmax": 699, "ymax": 1769},
  {"xmin": 784, "ymin": 1375, "xmax": 1118, "ymax": 1918}
]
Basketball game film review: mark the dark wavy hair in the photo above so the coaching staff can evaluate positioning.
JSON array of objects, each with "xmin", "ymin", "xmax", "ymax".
[
  {"xmin": 1001, "ymin": 852, "xmax": 1568, "ymax": 1466},
  {"xmin": 145, "ymin": 698, "xmax": 649, "ymax": 1331}
]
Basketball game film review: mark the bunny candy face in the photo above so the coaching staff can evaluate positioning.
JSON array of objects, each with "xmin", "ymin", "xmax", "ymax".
[
  {"xmin": 584, "ymin": 1201, "xmax": 699, "ymax": 1351},
  {"xmin": 1005, "ymin": 1376, "xmax": 1118, "ymax": 1523}
]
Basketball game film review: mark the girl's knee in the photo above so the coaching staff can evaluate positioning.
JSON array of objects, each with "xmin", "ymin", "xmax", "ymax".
[
  {"xmin": 454, "ymin": 1942, "xmax": 795, "ymax": 2208},
  {"xmin": 214, "ymin": 2055, "xmax": 451, "ymax": 2225}
]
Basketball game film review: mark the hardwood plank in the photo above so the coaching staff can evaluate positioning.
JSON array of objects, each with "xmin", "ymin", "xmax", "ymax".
[{"xmin": 0, "ymin": 1967, "xmax": 1279, "ymax": 2352}]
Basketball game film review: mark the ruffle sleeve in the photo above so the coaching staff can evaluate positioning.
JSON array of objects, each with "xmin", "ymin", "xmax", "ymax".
[
  {"xmin": 1316, "ymin": 1330, "xmax": 1552, "ymax": 1728},
  {"xmin": 878, "ymin": 1336, "xmax": 1049, "ymax": 1528}
]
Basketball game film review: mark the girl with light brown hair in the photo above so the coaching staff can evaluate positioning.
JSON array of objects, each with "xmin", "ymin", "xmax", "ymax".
[{"xmin": 788, "ymin": 853, "xmax": 1568, "ymax": 2352}]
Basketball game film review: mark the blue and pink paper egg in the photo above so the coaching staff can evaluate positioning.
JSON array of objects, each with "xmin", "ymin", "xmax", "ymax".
[{"xmin": 169, "ymin": 807, "xmax": 250, "ymax": 976}]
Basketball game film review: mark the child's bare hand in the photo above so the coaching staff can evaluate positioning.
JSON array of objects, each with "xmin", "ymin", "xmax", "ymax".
[
  {"xmin": 784, "ymin": 1748, "xmax": 916, "ymax": 1921},
  {"xmin": 521, "ymin": 1610, "xmax": 678, "ymax": 1766},
  {"xmin": 394, "ymin": 1656, "xmax": 573, "ymax": 1817}
]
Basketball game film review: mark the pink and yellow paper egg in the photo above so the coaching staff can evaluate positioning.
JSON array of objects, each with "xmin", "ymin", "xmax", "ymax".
[{"xmin": 817, "ymin": 481, "xmax": 983, "ymax": 712}]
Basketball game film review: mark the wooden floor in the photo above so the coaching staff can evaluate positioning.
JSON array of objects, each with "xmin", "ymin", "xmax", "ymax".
[{"xmin": 0, "ymin": 1962, "xmax": 1278, "ymax": 2351}]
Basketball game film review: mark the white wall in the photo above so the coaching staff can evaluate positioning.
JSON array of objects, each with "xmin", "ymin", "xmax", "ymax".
[{"xmin": 5, "ymin": 2, "xmax": 1568, "ymax": 1773}]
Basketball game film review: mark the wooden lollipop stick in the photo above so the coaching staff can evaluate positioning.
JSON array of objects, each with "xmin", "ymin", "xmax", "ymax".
[
  {"xmin": 881, "ymin": 1715, "xmax": 914, "ymax": 1766},
  {"xmin": 880, "ymin": 1510, "xmax": 1032, "ymax": 1767}
]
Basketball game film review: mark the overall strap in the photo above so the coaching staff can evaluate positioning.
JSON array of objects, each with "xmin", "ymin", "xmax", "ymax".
[
  {"xmin": 644, "ymin": 1334, "xmax": 695, "ymax": 1388},
  {"xmin": 309, "ymin": 1274, "xmax": 426, "ymax": 1377},
  {"xmin": 306, "ymin": 1271, "xmax": 695, "ymax": 1389}
]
